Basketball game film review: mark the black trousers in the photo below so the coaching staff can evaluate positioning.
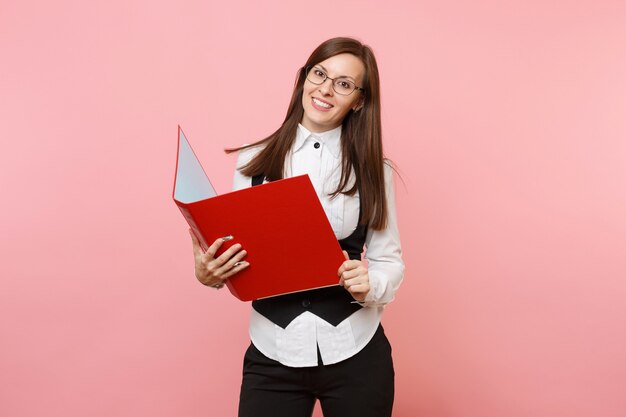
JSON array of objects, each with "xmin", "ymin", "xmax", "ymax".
[{"xmin": 238, "ymin": 325, "xmax": 394, "ymax": 417}]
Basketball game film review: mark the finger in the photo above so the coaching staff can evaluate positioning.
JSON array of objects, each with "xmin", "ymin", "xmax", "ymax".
[
  {"xmin": 340, "ymin": 270, "xmax": 353, "ymax": 282},
  {"xmin": 342, "ymin": 263, "xmax": 366, "ymax": 279},
  {"xmin": 217, "ymin": 249, "xmax": 251, "ymax": 279},
  {"xmin": 206, "ymin": 277, "xmax": 228, "ymax": 288},
  {"xmin": 344, "ymin": 260, "xmax": 361, "ymax": 270},
  {"xmin": 341, "ymin": 269, "xmax": 359, "ymax": 281},
  {"xmin": 204, "ymin": 236, "xmax": 227, "ymax": 259},
  {"xmin": 347, "ymin": 283, "xmax": 370, "ymax": 295},
  {"xmin": 340, "ymin": 273, "xmax": 358, "ymax": 287},
  {"xmin": 214, "ymin": 243, "xmax": 245, "ymax": 266},
  {"xmin": 215, "ymin": 249, "xmax": 248, "ymax": 275},
  {"xmin": 343, "ymin": 274, "xmax": 368, "ymax": 287},
  {"xmin": 338, "ymin": 260, "xmax": 357, "ymax": 276},
  {"xmin": 221, "ymin": 260, "xmax": 251, "ymax": 279},
  {"xmin": 343, "ymin": 250, "xmax": 350, "ymax": 261}
]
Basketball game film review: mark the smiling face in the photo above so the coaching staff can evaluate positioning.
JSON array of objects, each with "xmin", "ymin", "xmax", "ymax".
[{"xmin": 300, "ymin": 53, "xmax": 365, "ymax": 133}]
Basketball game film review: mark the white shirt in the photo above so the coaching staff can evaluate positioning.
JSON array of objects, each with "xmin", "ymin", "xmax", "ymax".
[{"xmin": 232, "ymin": 124, "xmax": 404, "ymax": 367}]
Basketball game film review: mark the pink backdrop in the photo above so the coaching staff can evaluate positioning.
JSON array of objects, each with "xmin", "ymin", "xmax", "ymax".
[{"xmin": 1, "ymin": 1, "xmax": 625, "ymax": 416}]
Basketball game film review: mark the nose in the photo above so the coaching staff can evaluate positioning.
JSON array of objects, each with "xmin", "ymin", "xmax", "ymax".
[{"xmin": 318, "ymin": 77, "xmax": 334, "ymax": 96}]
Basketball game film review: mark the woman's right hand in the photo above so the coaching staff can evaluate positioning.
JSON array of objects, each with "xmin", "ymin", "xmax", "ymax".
[{"xmin": 189, "ymin": 229, "xmax": 250, "ymax": 288}]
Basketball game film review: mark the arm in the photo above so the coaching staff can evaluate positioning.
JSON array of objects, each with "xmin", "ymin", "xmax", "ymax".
[
  {"xmin": 339, "ymin": 163, "xmax": 405, "ymax": 306},
  {"xmin": 189, "ymin": 147, "xmax": 261, "ymax": 288}
]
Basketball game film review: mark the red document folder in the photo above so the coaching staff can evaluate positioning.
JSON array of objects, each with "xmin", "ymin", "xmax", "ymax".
[{"xmin": 173, "ymin": 126, "xmax": 345, "ymax": 301}]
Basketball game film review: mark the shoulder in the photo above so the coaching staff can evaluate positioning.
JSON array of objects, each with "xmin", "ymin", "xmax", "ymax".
[
  {"xmin": 235, "ymin": 143, "xmax": 265, "ymax": 169},
  {"xmin": 232, "ymin": 144, "xmax": 265, "ymax": 191}
]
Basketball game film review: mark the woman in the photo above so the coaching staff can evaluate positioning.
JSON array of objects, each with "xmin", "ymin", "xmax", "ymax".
[{"xmin": 189, "ymin": 37, "xmax": 404, "ymax": 417}]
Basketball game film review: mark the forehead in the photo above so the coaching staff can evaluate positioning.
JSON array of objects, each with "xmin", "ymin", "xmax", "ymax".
[{"xmin": 315, "ymin": 53, "xmax": 365, "ymax": 82}]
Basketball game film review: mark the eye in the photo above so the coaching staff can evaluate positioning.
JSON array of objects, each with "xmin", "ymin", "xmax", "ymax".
[
  {"xmin": 336, "ymin": 79, "xmax": 353, "ymax": 91},
  {"xmin": 314, "ymin": 69, "xmax": 326, "ymax": 78}
]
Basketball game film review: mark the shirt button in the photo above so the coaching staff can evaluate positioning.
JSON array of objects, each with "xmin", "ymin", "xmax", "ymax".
[
  {"xmin": 301, "ymin": 299, "xmax": 311, "ymax": 308},
  {"xmin": 313, "ymin": 142, "xmax": 320, "ymax": 149}
]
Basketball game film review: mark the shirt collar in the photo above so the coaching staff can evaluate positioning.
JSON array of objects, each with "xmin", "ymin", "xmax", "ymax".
[{"xmin": 293, "ymin": 124, "xmax": 342, "ymax": 158}]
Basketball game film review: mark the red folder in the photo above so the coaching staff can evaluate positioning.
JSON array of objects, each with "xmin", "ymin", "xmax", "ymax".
[{"xmin": 173, "ymin": 126, "xmax": 345, "ymax": 301}]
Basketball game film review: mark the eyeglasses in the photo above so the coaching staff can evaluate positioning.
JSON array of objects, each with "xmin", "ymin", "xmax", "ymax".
[{"xmin": 305, "ymin": 66, "xmax": 365, "ymax": 96}]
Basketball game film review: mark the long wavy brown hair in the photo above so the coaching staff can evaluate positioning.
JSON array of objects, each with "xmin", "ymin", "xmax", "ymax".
[{"xmin": 226, "ymin": 37, "xmax": 389, "ymax": 230}]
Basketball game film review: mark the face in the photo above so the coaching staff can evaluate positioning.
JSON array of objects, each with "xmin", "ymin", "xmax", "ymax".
[{"xmin": 300, "ymin": 53, "xmax": 365, "ymax": 133}]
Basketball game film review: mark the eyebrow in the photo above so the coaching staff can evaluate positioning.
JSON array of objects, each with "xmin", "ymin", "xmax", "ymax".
[{"xmin": 316, "ymin": 64, "xmax": 357, "ymax": 82}]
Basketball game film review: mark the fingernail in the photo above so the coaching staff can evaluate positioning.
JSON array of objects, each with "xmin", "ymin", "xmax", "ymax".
[{"xmin": 221, "ymin": 235, "xmax": 234, "ymax": 241}]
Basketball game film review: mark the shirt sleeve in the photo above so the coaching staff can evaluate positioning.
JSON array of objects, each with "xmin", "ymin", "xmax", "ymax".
[
  {"xmin": 361, "ymin": 162, "xmax": 405, "ymax": 307},
  {"xmin": 232, "ymin": 146, "xmax": 261, "ymax": 191}
]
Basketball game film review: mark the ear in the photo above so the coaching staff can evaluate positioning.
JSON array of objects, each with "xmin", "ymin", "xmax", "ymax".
[{"xmin": 352, "ymin": 96, "xmax": 365, "ymax": 112}]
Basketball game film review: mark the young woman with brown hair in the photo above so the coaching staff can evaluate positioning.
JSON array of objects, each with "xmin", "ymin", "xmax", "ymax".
[{"xmin": 189, "ymin": 37, "xmax": 404, "ymax": 417}]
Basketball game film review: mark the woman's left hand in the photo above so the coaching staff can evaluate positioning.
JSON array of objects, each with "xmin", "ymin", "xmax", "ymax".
[{"xmin": 338, "ymin": 251, "xmax": 370, "ymax": 302}]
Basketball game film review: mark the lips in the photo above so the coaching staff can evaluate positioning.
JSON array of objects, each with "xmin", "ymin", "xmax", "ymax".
[{"xmin": 311, "ymin": 97, "xmax": 333, "ymax": 111}]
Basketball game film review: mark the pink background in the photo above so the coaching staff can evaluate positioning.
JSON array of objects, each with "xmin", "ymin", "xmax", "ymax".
[{"xmin": 1, "ymin": 1, "xmax": 625, "ymax": 416}]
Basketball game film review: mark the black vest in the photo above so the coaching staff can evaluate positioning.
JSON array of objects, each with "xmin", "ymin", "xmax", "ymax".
[{"xmin": 250, "ymin": 175, "xmax": 368, "ymax": 328}]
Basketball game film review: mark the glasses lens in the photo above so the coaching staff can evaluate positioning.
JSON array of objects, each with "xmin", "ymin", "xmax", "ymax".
[
  {"xmin": 307, "ymin": 67, "xmax": 326, "ymax": 85},
  {"xmin": 332, "ymin": 79, "xmax": 356, "ymax": 95}
]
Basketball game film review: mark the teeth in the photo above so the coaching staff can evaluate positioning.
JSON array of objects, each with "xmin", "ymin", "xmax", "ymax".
[{"xmin": 313, "ymin": 98, "xmax": 332, "ymax": 108}]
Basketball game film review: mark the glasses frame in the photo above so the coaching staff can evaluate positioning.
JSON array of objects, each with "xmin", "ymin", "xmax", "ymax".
[{"xmin": 304, "ymin": 66, "xmax": 365, "ymax": 96}]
